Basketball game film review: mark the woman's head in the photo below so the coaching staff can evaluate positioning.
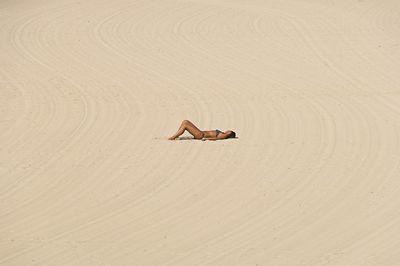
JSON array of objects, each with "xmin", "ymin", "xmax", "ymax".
[{"xmin": 226, "ymin": 130, "xmax": 236, "ymax": 139}]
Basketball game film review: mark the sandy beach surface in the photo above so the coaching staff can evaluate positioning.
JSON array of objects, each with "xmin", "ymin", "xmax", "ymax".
[{"xmin": 2, "ymin": 0, "xmax": 400, "ymax": 265}]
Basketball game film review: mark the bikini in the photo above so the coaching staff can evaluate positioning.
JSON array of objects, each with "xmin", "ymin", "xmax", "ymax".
[{"xmin": 215, "ymin": 129, "xmax": 222, "ymax": 137}]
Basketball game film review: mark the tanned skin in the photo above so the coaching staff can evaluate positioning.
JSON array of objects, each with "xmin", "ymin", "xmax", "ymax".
[{"xmin": 168, "ymin": 120, "xmax": 234, "ymax": 141}]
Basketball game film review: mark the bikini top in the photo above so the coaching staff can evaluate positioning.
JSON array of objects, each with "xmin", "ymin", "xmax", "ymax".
[{"xmin": 216, "ymin": 129, "xmax": 222, "ymax": 137}]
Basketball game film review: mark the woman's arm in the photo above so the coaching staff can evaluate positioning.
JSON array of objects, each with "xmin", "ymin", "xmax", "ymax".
[
  {"xmin": 202, "ymin": 133, "xmax": 228, "ymax": 141},
  {"xmin": 202, "ymin": 137, "xmax": 218, "ymax": 141}
]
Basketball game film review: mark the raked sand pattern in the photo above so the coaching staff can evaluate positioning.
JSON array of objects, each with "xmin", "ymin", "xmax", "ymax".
[{"xmin": 2, "ymin": 0, "xmax": 400, "ymax": 265}]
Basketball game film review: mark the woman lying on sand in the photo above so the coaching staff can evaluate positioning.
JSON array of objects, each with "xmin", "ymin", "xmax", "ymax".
[{"xmin": 168, "ymin": 120, "xmax": 236, "ymax": 141}]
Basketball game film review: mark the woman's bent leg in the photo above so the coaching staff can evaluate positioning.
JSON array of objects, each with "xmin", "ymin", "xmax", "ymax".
[
  {"xmin": 168, "ymin": 120, "xmax": 203, "ymax": 140},
  {"xmin": 183, "ymin": 120, "xmax": 204, "ymax": 139}
]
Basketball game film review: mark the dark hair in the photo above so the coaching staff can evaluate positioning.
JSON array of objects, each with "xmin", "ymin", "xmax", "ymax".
[{"xmin": 228, "ymin": 131, "xmax": 236, "ymax": 139}]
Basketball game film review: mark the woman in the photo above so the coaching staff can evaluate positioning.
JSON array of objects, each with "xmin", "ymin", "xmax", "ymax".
[{"xmin": 168, "ymin": 120, "xmax": 236, "ymax": 141}]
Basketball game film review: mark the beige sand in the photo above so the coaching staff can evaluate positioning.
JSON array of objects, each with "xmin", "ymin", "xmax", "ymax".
[{"xmin": 1, "ymin": 0, "xmax": 400, "ymax": 265}]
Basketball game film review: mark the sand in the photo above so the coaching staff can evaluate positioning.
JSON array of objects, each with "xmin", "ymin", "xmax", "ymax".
[{"xmin": 1, "ymin": 0, "xmax": 400, "ymax": 265}]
